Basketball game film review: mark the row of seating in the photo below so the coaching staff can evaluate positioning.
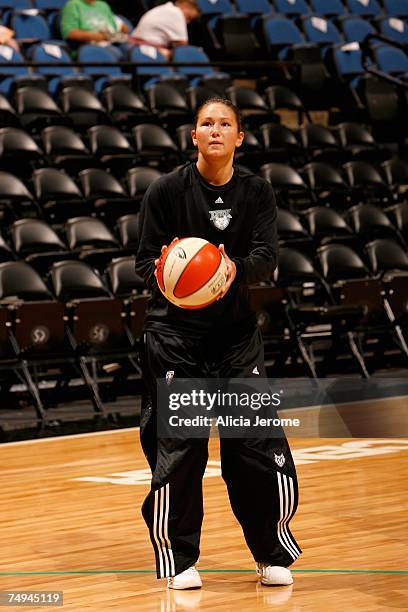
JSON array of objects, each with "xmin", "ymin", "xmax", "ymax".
[{"xmin": 1, "ymin": 205, "xmax": 407, "ymax": 271}]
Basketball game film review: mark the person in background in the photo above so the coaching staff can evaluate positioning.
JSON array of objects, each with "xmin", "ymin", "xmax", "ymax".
[
  {"xmin": 61, "ymin": 0, "xmax": 129, "ymax": 44},
  {"xmin": 0, "ymin": 23, "xmax": 19, "ymax": 51},
  {"xmin": 130, "ymin": 0, "xmax": 200, "ymax": 59}
]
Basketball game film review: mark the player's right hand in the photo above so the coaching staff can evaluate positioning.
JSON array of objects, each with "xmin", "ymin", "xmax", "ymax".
[{"xmin": 154, "ymin": 238, "xmax": 179, "ymax": 279}]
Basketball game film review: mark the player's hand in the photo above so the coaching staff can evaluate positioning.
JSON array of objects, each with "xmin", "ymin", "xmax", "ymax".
[
  {"xmin": 217, "ymin": 244, "xmax": 236, "ymax": 299},
  {"xmin": 154, "ymin": 237, "xmax": 179, "ymax": 280}
]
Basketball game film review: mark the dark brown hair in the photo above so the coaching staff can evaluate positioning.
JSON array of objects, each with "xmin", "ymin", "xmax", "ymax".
[{"xmin": 194, "ymin": 97, "xmax": 243, "ymax": 132}]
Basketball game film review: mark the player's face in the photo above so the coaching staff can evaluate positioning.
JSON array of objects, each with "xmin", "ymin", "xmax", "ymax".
[{"xmin": 192, "ymin": 103, "xmax": 244, "ymax": 159}]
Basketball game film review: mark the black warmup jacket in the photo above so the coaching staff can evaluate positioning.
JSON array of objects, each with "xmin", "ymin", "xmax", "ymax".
[{"xmin": 136, "ymin": 162, "xmax": 278, "ymax": 337}]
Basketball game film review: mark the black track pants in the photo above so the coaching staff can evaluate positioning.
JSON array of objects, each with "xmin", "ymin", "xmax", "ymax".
[{"xmin": 140, "ymin": 326, "xmax": 301, "ymax": 578}]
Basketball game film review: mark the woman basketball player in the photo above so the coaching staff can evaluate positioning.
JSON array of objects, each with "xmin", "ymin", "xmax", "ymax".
[{"xmin": 136, "ymin": 98, "xmax": 301, "ymax": 589}]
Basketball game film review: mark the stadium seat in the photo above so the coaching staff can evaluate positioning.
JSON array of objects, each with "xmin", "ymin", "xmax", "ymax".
[
  {"xmin": 377, "ymin": 17, "xmax": 408, "ymax": 45},
  {"xmin": 105, "ymin": 255, "xmax": 149, "ymax": 340},
  {"xmin": 129, "ymin": 45, "xmax": 188, "ymax": 91},
  {"xmin": 259, "ymin": 123, "xmax": 302, "ymax": 164},
  {"xmin": 276, "ymin": 208, "xmax": 312, "ymax": 252},
  {"xmin": 145, "ymin": 82, "xmax": 193, "ymax": 127},
  {"xmin": 265, "ymin": 85, "xmax": 308, "ymax": 125},
  {"xmin": 87, "ymin": 125, "xmax": 136, "ymax": 176},
  {"xmin": 273, "ymin": 0, "xmax": 309, "ymax": 15},
  {"xmin": 226, "ymin": 86, "xmax": 275, "ymax": 127},
  {"xmin": 196, "ymin": 0, "xmax": 234, "ymax": 16},
  {"xmin": 15, "ymin": 86, "xmax": 64, "ymax": 131},
  {"xmin": 101, "ymin": 84, "xmax": 150, "ymax": 128},
  {"xmin": 41, "ymin": 125, "xmax": 92, "ymax": 173},
  {"xmin": 346, "ymin": 203, "xmax": 401, "ymax": 245},
  {"xmin": 64, "ymin": 215, "xmax": 122, "ymax": 270},
  {"xmin": 116, "ymin": 213, "xmax": 140, "ymax": 251},
  {"xmin": 302, "ymin": 161, "xmax": 350, "ymax": 208},
  {"xmin": 10, "ymin": 218, "xmax": 69, "ymax": 273},
  {"xmin": 59, "ymin": 86, "xmax": 110, "ymax": 129},
  {"xmin": 365, "ymin": 237, "xmax": 408, "ymax": 274},
  {"xmin": 382, "ymin": 0, "xmax": 408, "ymax": 18},
  {"xmin": 0, "ymin": 170, "xmax": 34, "ymax": 223},
  {"xmin": 0, "ymin": 93, "xmax": 19, "ymax": 127},
  {"xmin": 34, "ymin": 0, "xmax": 66, "ymax": 9},
  {"xmin": 302, "ymin": 16, "xmax": 344, "ymax": 47},
  {"xmin": 303, "ymin": 206, "xmax": 355, "ymax": 246},
  {"xmin": 132, "ymin": 123, "xmax": 179, "ymax": 169},
  {"xmin": 309, "ymin": 0, "xmax": 346, "ymax": 16},
  {"xmin": 261, "ymin": 16, "xmax": 305, "ymax": 58},
  {"xmin": 32, "ymin": 167, "xmax": 86, "ymax": 221},
  {"xmin": 0, "ymin": 127, "xmax": 43, "ymax": 177},
  {"xmin": 11, "ymin": 12, "xmax": 52, "ymax": 43},
  {"xmin": 335, "ymin": 122, "xmax": 390, "ymax": 162},
  {"xmin": 343, "ymin": 160, "xmax": 391, "ymax": 205},
  {"xmin": 235, "ymin": 0, "xmax": 272, "ymax": 15},
  {"xmin": 382, "ymin": 159, "xmax": 408, "ymax": 201},
  {"xmin": 78, "ymin": 168, "xmax": 130, "ymax": 219},
  {"xmin": 373, "ymin": 45, "xmax": 408, "ymax": 76},
  {"xmin": 126, "ymin": 166, "xmax": 163, "ymax": 203},
  {"xmin": 345, "ymin": 0, "xmax": 382, "ymax": 17},
  {"xmin": 261, "ymin": 162, "xmax": 311, "ymax": 209},
  {"xmin": 172, "ymin": 45, "xmax": 231, "ymax": 91},
  {"xmin": 340, "ymin": 16, "xmax": 376, "ymax": 43},
  {"xmin": 31, "ymin": 42, "xmax": 93, "ymax": 95},
  {"xmin": 0, "ymin": 47, "xmax": 46, "ymax": 95},
  {"xmin": 298, "ymin": 123, "xmax": 342, "ymax": 163},
  {"xmin": 208, "ymin": 14, "xmax": 261, "ymax": 60},
  {"xmin": 78, "ymin": 44, "xmax": 131, "ymax": 93}
]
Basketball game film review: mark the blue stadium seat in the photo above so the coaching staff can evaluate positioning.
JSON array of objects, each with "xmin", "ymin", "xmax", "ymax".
[
  {"xmin": 11, "ymin": 12, "xmax": 51, "ymax": 42},
  {"xmin": 332, "ymin": 42, "xmax": 365, "ymax": 79},
  {"xmin": 0, "ymin": 0, "xmax": 31, "ymax": 8},
  {"xmin": 196, "ymin": 0, "xmax": 234, "ymax": 16},
  {"xmin": 78, "ymin": 44, "xmax": 131, "ymax": 92},
  {"xmin": 31, "ymin": 43, "xmax": 93, "ymax": 95},
  {"xmin": 172, "ymin": 45, "xmax": 231, "ymax": 88},
  {"xmin": 373, "ymin": 45, "xmax": 408, "ymax": 75},
  {"xmin": 302, "ymin": 16, "xmax": 344, "ymax": 45},
  {"xmin": 129, "ymin": 45, "xmax": 187, "ymax": 90},
  {"xmin": 262, "ymin": 16, "xmax": 305, "ymax": 58},
  {"xmin": 382, "ymin": 0, "xmax": 408, "ymax": 18},
  {"xmin": 273, "ymin": 0, "xmax": 309, "ymax": 16},
  {"xmin": 309, "ymin": 0, "xmax": 347, "ymax": 17},
  {"xmin": 345, "ymin": 0, "xmax": 382, "ymax": 17},
  {"xmin": 341, "ymin": 16, "xmax": 376, "ymax": 43},
  {"xmin": 0, "ymin": 46, "xmax": 46, "ymax": 95},
  {"xmin": 377, "ymin": 17, "xmax": 408, "ymax": 45},
  {"xmin": 235, "ymin": 0, "xmax": 272, "ymax": 15},
  {"xmin": 34, "ymin": 0, "xmax": 66, "ymax": 9}
]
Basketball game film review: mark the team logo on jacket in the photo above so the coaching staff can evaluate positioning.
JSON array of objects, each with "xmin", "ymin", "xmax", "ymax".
[
  {"xmin": 209, "ymin": 209, "xmax": 232, "ymax": 230},
  {"xmin": 166, "ymin": 370, "xmax": 175, "ymax": 385},
  {"xmin": 274, "ymin": 453, "xmax": 285, "ymax": 467}
]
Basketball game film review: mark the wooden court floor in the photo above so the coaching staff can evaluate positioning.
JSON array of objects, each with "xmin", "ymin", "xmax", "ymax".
[{"xmin": 0, "ymin": 406, "xmax": 407, "ymax": 611}]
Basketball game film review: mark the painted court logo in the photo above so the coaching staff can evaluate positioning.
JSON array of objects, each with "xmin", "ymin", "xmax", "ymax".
[
  {"xmin": 274, "ymin": 453, "xmax": 285, "ymax": 467},
  {"xmin": 209, "ymin": 209, "xmax": 232, "ymax": 230}
]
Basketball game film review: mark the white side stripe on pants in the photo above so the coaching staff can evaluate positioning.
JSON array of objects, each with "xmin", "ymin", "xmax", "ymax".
[
  {"xmin": 153, "ymin": 484, "xmax": 175, "ymax": 577},
  {"xmin": 277, "ymin": 471, "xmax": 301, "ymax": 560}
]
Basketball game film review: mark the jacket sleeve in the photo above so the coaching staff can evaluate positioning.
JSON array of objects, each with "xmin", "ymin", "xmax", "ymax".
[
  {"xmin": 135, "ymin": 180, "xmax": 173, "ymax": 289},
  {"xmin": 232, "ymin": 180, "xmax": 278, "ymax": 285}
]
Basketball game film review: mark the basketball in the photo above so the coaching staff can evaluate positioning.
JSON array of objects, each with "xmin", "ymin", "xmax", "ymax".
[{"xmin": 156, "ymin": 237, "xmax": 228, "ymax": 309}]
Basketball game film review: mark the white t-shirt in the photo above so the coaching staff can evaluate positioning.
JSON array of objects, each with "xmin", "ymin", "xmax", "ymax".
[{"xmin": 132, "ymin": 2, "xmax": 188, "ymax": 47}]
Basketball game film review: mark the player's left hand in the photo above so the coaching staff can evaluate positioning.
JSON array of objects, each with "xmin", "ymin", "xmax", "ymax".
[{"xmin": 217, "ymin": 244, "xmax": 236, "ymax": 299}]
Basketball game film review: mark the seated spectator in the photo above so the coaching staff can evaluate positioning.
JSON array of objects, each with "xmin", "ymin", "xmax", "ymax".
[
  {"xmin": 130, "ymin": 0, "xmax": 200, "ymax": 59},
  {"xmin": 61, "ymin": 0, "xmax": 129, "ymax": 44},
  {"xmin": 0, "ymin": 24, "xmax": 19, "ymax": 51}
]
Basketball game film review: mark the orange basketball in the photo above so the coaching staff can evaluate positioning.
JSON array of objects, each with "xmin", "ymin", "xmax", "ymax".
[{"xmin": 156, "ymin": 237, "xmax": 227, "ymax": 309}]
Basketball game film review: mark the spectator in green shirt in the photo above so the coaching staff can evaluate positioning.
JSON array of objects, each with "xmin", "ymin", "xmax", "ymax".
[{"xmin": 61, "ymin": 0, "xmax": 128, "ymax": 44}]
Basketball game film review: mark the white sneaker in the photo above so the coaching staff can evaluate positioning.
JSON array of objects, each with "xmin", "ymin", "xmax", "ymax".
[
  {"xmin": 167, "ymin": 566, "xmax": 202, "ymax": 590},
  {"xmin": 256, "ymin": 563, "xmax": 293, "ymax": 586}
]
